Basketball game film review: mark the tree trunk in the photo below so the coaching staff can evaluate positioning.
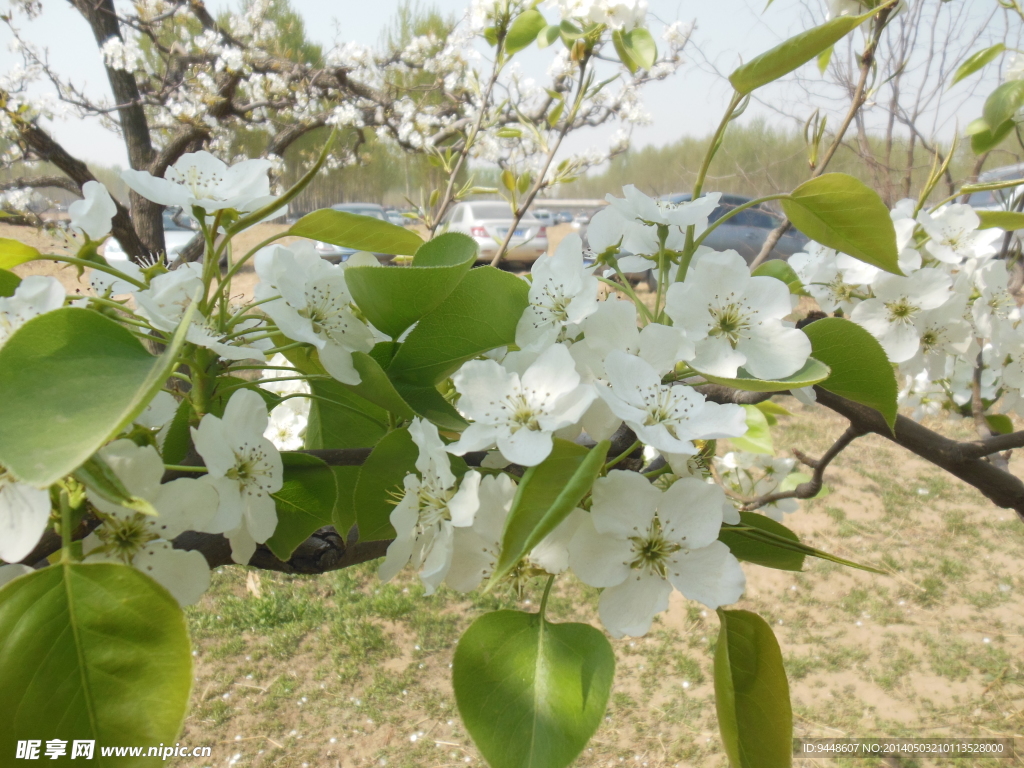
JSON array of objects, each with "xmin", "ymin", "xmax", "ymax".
[{"xmin": 69, "ymin": 0, "xmax": 165, "ymax": 256}]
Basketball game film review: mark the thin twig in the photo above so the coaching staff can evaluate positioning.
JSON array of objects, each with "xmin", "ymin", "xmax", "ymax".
[{"xmin": 740, "ymin": 425, "xmax": 864, "ymax": 512}]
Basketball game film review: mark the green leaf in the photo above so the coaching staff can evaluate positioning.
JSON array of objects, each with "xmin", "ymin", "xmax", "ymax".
[
  {"xmin": 0, "ymin": 266, "xmax": 20, "ymax": 297},
  {"xmin": 951, "ymin": 43, "xmax": 1005, "ymax": 87},
  {"xmin": 303, "ymin": 379, "xmax": 389, "ymax": 450},
  {"xmin": 754, "ymin": 400, "xmax": 793, "ymax": 427},
  {"xmin": 0, "ymin": 237, "xmax": 40, "ymax": 269},
  {"xmin": 729, "ymin": 12, "xmax": 869, "ymax": 94},
  {"xmin": 73, "ymin": 455, "xmax": 158, "ymax": 517},
  {"xmin": 803, "ymin": 317, "xmax": 898, "ymax": 431},
  {"xmin": 345, "ymin": 233, "xmax": 477, "ymax": 339},
  {"xmin": 727, "ymin": 515, "xmax": 880, "ymax": 572},
  {"xmin": 453, "ymin": 610, "xmax": 615, "ymax": 768},
  {"xmin": 288, "ymin": 208, "xmax": 424, "ymax": 256},
  {"xmin": 343, "ymin": 351, "xmax": 415, "ymax": 419},
  {"xmin": 729, "ymin": 404, "xmax": 773, "ymax": 454},
  {"xmin": 978, "ymin": 210, "xmax": 1024, "ymax": 231},
  {"xmin": 714, "ymin": 609, "xmax": 793, "ymax": 768},
  {"xmin": 489, "ymin": 439, "xmax": 610, "ymax": 586},
  {"xmin": 0, "ymin": 306, "xmax": 192, "ymax": 486},
  {"xmin": 613, "ymin": 28, "xmax": 657, "ymax": 74},
  {"xmin": 331, "ymin": 465, "xmax": 360, "ymax": 535},
  {"xmin": 393, "ymin": 382, "xmax": 469, "ymax": 431},
  {"xmin": 700, "ymin": 358, "xmax": 830, "ymax": 393},
  {"xmin": 354, "ymin": 428, "xmax": 419, "ymax": 541},
  {"xmin": 971, "ymin": 119, "xmax": 1014, "ymax": 154},
  {"xmin": 751, "ymin": 260, "xmax": 806, "ymax": 295},
  {"xmin": 816, "ymin": 44, "xmax": 833, "ymax": 74},
  {"xmin": 537, "ymin": 23, "xmax": 561, "ymax": 48},
  {"xmin": 0, "ymin": 562, "xmax": 192, "ymax": 761},
  {"xmin": 388, "ymin": 266, "xmax": 530, "ymax": 385},
  {"xmin": 986, "ymin": 414, "xmax": 1014, "ymax": 435},
  {"xmin": 266, "ymin": 452, "xmax": 339, "ymax": 561},
  {"xmin": 783, "ymin": 173, "xmax": 901, "ymax": 274},
  {"xmin": 984, "ymin": 80, "xmax": 1024, "ymax": 133},
  {"xmin": 719, "ymin": 512, "xmax": 804, "ymax": 571},
  {"xmin": 505, "ymin": 9, "xmax": 546, "ymax": 54},
  {"xmin": 161, "ymin": 398, "xmax": 193, "ymax": 466}
]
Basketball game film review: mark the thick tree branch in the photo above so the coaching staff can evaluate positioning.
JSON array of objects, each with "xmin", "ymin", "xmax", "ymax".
[
  {"xmin": 172, "ymin": 526, "xmax": 391, "ymax": 573},
  {"xmin": 0, "ymin": 175, "xmax": 81, "ymax": 193}
]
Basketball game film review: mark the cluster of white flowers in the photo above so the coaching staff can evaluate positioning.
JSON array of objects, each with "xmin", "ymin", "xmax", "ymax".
[
  {"xmin": 549, "ymin": 0, "xmax": 648, "ymax": 31},
  {"xmin": 791, "ymin": 200, "xmax": 1024, "ymax": 420},
  {"xmin": 24, "ymin": 150, "xmax": 999, "ymax": 644}
]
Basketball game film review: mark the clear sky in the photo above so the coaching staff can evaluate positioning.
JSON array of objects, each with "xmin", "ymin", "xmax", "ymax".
[{"xmin": 0, "ymin": 0, "xmax": 1005, "ymax": 168}]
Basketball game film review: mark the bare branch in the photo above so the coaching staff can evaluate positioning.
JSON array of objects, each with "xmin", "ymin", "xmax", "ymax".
[{"xmin": 741, "ymin": 425, "xmax": 864, "ymax": 512}]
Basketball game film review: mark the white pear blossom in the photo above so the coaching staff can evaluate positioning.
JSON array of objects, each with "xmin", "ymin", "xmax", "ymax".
[
  {"xmin": 900, "ymin": 296, "xmax": 974, "ymax": 378},
  {"xmin": 82, "ymin": 439, "xmax": 219, "ymax": 605},
  {"xmin": 446, "ymin": 473, "xmax": 518, "ymax": 592},
  {"xmin": 0, "ymin": 469, "xmax": 51, "ymax": 564},
  {"xmin": 264, "ymin": 403, "xmax": 307, "ymax": 450},
  {"xmin": 0, "ymin": 276, "xmax": 65, "ymax": 350},
  {"xmin": 571, "ymin": 299, "xmax": 694, "ymax": 380},
  {"xmin": 447, "ymin": 343, "xmax": 597, "ymax": 466},
  {"xmin": 122, "ymin": 150, "xmax": 276, "ymax": 214},
  {"xmin": 136, "ymin": 262, "xmax": 269, "ymax": 360},
  {"xmin": 588, "ymin": 187, "xmax": 719, "ymax": 272},
  {"xmin": 379, "ymin": 418, "xmax": 482, "ymax": 594},
  {"xmin": 515, "ymin": 233, "xmax": 600, "ymax": 349},
  {"xmin": 192, "ymin": 389, "xmax": 283, "ymax": 564},
  {"xmin": 665, "ymin": 249, "xmax": 811, "ymax": 380},
  {"xmin": 255, "ymin": 242, "xmax": 375, "ymax": 384},
  {"xmin": 568, "ymin": 470, "xmax": 745, "ymax": 637},
  {"xmin": 599, "ymin": 350, "xmax": 747, "ymax": 455},
  {"xmin": 68, "ymin": 180, "xmax": 117, "ymax": 241},
  {"xmin": 916, "ymin": 204, "xmax": 1001, "ymax": 264},
  {"xmin": 972, "ymin": 259, "xmax": 1020, "ymax": 338},
  {"xmin": 789, "ymin": 244, "xmax": 877, "ymax": 314},
  {"xmin": 850, "ymin": 268, "xmax": 953, "ymax": 363}
]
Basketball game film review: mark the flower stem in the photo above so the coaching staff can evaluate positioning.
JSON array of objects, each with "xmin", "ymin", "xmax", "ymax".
[
  {"xmin": 604, "ymin": 440, "xmax": 641, "ymax": 473},
  {"xmin": 59, "ymin": 490, "xmax": 73, "ymax": 563},
  {"xmin": 538, "ymin": 574, "xmax": 556, "ymax": 622}
]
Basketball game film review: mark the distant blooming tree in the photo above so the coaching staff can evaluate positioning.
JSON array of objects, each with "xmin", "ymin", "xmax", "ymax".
[{"xmin": 5, "ymin": 1, "xmax": 1024, "ymax": 767}]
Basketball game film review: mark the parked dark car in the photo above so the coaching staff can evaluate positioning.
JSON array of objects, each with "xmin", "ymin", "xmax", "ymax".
[{"xmin": 661, "ymin": 193, "xmax": 809, "ymax": 262}]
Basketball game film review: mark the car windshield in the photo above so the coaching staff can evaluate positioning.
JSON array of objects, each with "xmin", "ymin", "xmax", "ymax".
[
  {"xmin": 334, "ymin": 206, "xmax": 387, "ymax": 221},
  {"xmin": 470, "ymin": 203, "xmax": 515, "ymax": 219},
  {"xmin": 162, "ymin": 211, "xmax": 192, "ymax": 231}
]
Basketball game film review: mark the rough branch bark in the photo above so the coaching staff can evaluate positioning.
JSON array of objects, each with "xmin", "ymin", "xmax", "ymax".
[{"xmin": 69, "ymin": 0, "xmax": 165, "ymax": 255}]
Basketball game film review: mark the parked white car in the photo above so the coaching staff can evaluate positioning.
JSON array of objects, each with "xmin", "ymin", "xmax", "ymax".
[
  {"xmin": 966, "ymin": 162, "xmax": 1024, "ymax": 212},
  {"xmin": 101, "ymin": 208, "xmax": 197, "ymax": 263},
  {"xmin": 441, "ymin": 201, "xmax": 548, "ymax": 263}
]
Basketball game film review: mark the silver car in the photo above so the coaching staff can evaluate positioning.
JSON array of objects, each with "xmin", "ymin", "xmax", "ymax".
[
  {"xmin": 966, "ymin": 162, "xmax": 1024, "ymax": 212},
  {"xmin": 441, "ymin": 201, "xmax": 548, "ymax": 264},
  {"xmin": 102, "ymin": 208, "xmax": 197, "ymax": 263},
  {"xmin": 314, "ymin": 203, "xmax": 395, "ymax": 263}
]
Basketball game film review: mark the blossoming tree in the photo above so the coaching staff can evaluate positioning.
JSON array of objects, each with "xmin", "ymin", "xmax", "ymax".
[{"xmin": 3, "ymin": 0, "xmax": 1024, "ymax": 767}]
